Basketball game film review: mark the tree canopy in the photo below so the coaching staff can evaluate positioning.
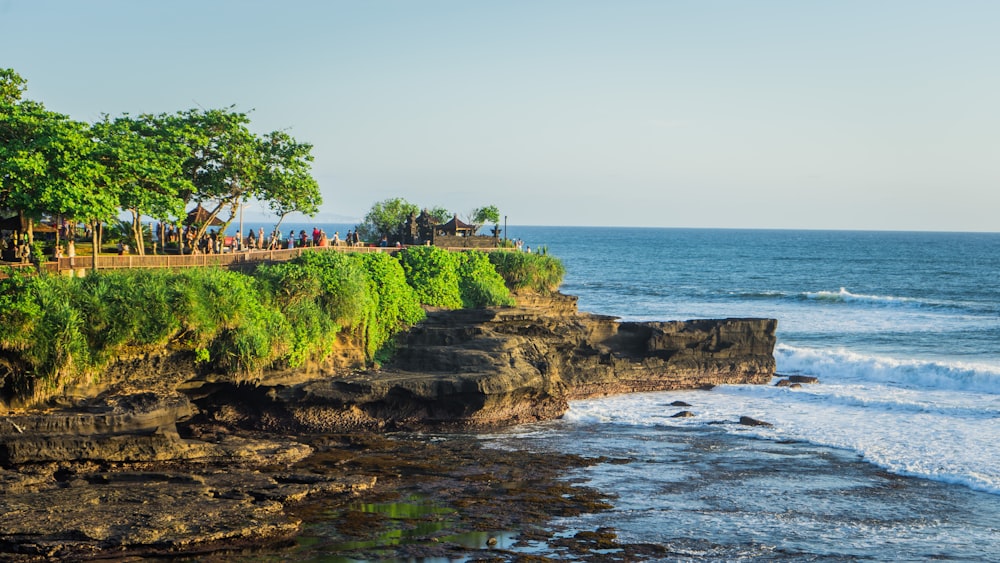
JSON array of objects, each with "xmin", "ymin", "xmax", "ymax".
[
  {"xmin": 355, "ymin": 197, "xmax": 419, "ymax": 243},
  {"xmin": 0, "ymin": 82, "xmax": 117, "ymax": 249},
  {"xmin": 469, "ymin": 205, "xmax": 500, "ymax": 232},
  {"xmin": 0, "ymin": 68, "xmax": 323, "ymax": 256},
  {"xmin": 355, "ymin": 199, "xmax": 502, "ymax": 242}
]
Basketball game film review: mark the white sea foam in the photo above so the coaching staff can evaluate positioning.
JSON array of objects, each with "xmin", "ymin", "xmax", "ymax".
[
  {"xmin": 563, "ymin": 378, "xmax": 1000, "ymax": 495},
  {"xmin": 803, "ymin": 287, "xmax": 924, "ymax": 306},
  {"xmin": 776, "ymin": 344, "xmax": 1000, "ymax": 394}
]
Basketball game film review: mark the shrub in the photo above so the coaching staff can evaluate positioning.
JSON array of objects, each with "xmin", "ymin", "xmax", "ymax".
[
  {"xmin": 0, "ymin": 244, "xmax": 550, "ymax": 405},
  {"xmin": 354, "ymin": 252, "xmax": 425, "ymax": 358},
  {"xmin": 254, "ymin": 255, "xmax": 356, "ymax": 367},
  {"xmin": 457, "ymin": 251, "xmax": 515, "ymax": 308},
  {"xmin": 398, "ymin": 246, "xmax": 462, "ymax": 309},
  {"xmin": 488, "ymin": 251, "xmax": 565, "ymax": 294}
]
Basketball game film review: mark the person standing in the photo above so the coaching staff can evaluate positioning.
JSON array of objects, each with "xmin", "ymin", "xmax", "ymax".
[{"xmin": 67, "ymin": 239, "xmax": 76, "ymax": 268}]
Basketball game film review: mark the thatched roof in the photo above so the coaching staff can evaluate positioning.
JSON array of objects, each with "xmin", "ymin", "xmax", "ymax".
[
  {"xmin": 184, "ymin": 204, "xmax": 224, "ymax": 227},
  {"xmin": 0, "ymin": 215, "xmax": 56, "ymax": 233},
  {"xmin": 440, "ymin": 215, "xmax": 475, "ymax": 234}
]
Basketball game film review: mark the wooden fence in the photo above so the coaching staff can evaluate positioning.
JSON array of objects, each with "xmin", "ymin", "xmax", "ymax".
[{"xmin": 36, "ymin": 244, "xmax": 513, "ymax": 275}]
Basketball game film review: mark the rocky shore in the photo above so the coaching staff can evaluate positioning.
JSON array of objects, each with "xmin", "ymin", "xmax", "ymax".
[{"xmin": 0, "ymin": 292, "xmax": 776, "ymax": 560}]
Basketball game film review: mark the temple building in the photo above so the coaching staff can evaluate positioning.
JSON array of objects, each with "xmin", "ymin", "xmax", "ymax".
[{"xmin": 402, "ymin": 211, "xmax": 499, "ymax": 248}]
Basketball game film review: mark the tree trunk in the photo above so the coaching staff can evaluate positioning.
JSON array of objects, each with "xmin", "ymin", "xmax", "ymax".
[
  {"xmin": 91, "ymin": 224, "xmax": 99, "ymax": 271},
  {"xmin": 54, "ymin": 214, "xmax": 61, "ymax": 256},
  {"xmin": 130, "ymin": 211, "xmax": 145, "ymax": 256}
]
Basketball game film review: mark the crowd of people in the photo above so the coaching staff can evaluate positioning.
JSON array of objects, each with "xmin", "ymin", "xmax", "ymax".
[
  {"xmin": 3, "ymin": 222, "xmax": 535, "ymax": 265},
  {"xmin": 159, "ymin": 225, "xmax": 369, "ymax": 255},
  {"xmin": 1, "ymin": 233, "xmax": 33, "ymax": 263}
]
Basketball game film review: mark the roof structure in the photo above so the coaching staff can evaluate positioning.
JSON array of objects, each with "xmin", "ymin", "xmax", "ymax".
[
  {"xmin": 439, "ymin": 215, "xmax": 475, "ymax": 235},
  {"xmin": 0, "ymin": 215, "xmax": 57, "ymax": 233},
  {"xmin": 184, "ymin": 204, "xmax": 224, "ymax": 227}
]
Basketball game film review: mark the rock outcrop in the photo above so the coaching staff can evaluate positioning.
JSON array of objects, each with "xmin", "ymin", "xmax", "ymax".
[
  {"xmin": 219, "ymin": 291, "xmax": 776, "ymax": 431},
  {"xmin": 2, "ymin": 291, "xmax": 777, "ymax": 460},
  {"xmin": 0, "ymin": 291, "xmax": 777, "ymax": 559}
]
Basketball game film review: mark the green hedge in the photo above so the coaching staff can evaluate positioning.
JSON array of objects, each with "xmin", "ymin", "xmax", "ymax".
[
  {"xmin": 488, "ymin": 251, "xmax": 565, "ymax": 294},
  {"xmin": 0, "ymin": 247, "xmax": 540, "ymax": 405},
  {"xmin": 398, "ymin": 246, "xmax": 463, "ymax": 309},
  {"xmin": 457, "ymin": 251, "xmax": 516, "ymax": 308}
]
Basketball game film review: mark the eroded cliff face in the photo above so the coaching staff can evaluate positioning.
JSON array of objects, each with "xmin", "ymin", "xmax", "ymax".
[
  {"xmin": 0, "ymin": 292, "xmax": 776, "ymax": 559},
  {"xmin": 1, "ymin": 291, "xmax": 777, "ymax": 462},
  {"xmin": 236, "ymin": 291, "xmax": 776, "ymax": 432}
]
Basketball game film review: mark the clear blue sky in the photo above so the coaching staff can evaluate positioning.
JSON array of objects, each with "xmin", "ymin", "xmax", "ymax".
[{"xmin": 3, "ymin": 0, "xmax": 998, "ymax": 231}]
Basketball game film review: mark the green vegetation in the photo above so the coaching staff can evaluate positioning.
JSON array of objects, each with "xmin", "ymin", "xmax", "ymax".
[
  {"xmin": 1, "ymin": 69, "xmax": 322, "ymax": 260},
  {"xmin": 457, "ymin": 250, "xmax": 516, "ymax": 308},
  {"xmin": 356, "ymin": 198, "xmax": 419, "ymax": 244},
  {"xmin": 355, "ymin": 198, "xmax": 502, "ymax": 243},
  {"xmin": 488, "ymin": 251, "xmax": 566, "ymax": 294},
  {"xmin": 0, "ymin": 247, "xmax": 560, "ymax": 405},
  {"xmin": 398, "ymin": 246, "xmax": 463, "ymax": 309}
]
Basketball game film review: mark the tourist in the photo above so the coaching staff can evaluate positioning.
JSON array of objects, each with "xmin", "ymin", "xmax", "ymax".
[{"xmin": 67, "ymin": 239, "xmax": 76, "ymax": 268}]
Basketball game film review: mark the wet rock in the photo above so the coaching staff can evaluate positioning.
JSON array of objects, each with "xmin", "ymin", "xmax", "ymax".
[
  {"xmin": 0, "ymin": 292, "xmax": 779, "ymax": 560},
  {"xmin": 0, "ymin": 461, "xmax": 375, "ymax": 560},
  {"xmin": 251, "ymin": 295, "xmax": 777, "ymax": 431},
  {"xmin": 671, "ymin": 411, "xmax": 696, "ymax": 418},
  {"xmin": 788, "ymin": 375, "xmax": 820, "ymax": 384},
  {"xmin": 739, "ymin": 416, "xmax": 774, "ymax": 427},
  {"xmin": 669, "ymin": 401, "xmax": 692, "ymax": 407},
  {"xmin": 775, "ymin": 379, "xmax": 793, "ymax": 387}
]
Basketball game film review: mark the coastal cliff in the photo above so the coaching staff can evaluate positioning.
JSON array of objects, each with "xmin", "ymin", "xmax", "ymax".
[
  {"xmin": 0, "ymin": 292, "xmax": 776, "ymax": 559},
  {"xmin": 172, "ymin": 291, "xmax": 775, "ymax": 433}
]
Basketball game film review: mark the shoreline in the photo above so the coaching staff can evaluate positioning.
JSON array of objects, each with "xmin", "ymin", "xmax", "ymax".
[{"xmin": 0, "ymin": 292, "xmax": 778, "ymax": 560}]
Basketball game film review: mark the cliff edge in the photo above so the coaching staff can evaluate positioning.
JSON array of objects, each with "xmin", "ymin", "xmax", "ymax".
[
  {"xmin": 2, "ymin": 291, "xmax": 777, "ymax": 462},
  {"xmin": 0, "ymin": 292, "xmax": 776, "ymax": 559}
]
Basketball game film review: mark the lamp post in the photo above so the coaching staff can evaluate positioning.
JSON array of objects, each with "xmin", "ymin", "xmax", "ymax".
[{"xmin": 504, "ymin": 215, "xmax": 507, "ymax": 246}]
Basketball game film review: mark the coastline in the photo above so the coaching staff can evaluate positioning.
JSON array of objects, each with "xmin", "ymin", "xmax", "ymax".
[{"xmin": 0, "ymin": 291, "xmax": 777, "ymax": 560}]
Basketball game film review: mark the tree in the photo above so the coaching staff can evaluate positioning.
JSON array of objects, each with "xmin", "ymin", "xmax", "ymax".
[
  {"xmin": 1, "ymin": 71, "xmax": 116, "ymax": 266},
  {"xmin": 258, "ymin": 130, "xmax": 322, "ymax": 233},
  {"xmin": 176, "ymin": 107, "xmax": 262, "ymax": 245},
  {"xmin": 0, "ymin": 68, "xmax": 27, "ymax": 105},
  {"xmin": 92, "ymin": 112, "xmax": 191, "ymax": 255},
  {"xmin": 426, "ymin": 206, "xmax": 451, "ymax": 224},
  {"xmin": 356, "ymin": 197, "xmax": 419, "ymax": 243},
  {"xmin": 176, "ymin": 107, "xmax": 321, "ymax": 248},
  {"xmin": 469, "ymin": 205, "xmax": 500, "ymax": 234}
]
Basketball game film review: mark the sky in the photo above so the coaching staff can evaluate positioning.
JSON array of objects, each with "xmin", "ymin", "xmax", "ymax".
[{"xmin": 2, "ymin": 0, "xmax": 998, "ymax": 231}]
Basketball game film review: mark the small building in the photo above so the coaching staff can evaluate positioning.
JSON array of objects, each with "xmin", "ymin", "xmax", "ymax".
[
  {"xmin": 402, "ymin": 211, "xmax": 499, "ymax": 248},
  {"xmin": 184, "ymin": 204, "xmax": 224, "ymax": 228},
  {"xmin": 438, "ymin": 215, "xmax": 476, "ymax": 237}
]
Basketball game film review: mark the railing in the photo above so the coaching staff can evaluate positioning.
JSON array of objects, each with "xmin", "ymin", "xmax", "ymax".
[{"xmin": 44, "ymin": 244, "xmax": 514, "ymax": 274}]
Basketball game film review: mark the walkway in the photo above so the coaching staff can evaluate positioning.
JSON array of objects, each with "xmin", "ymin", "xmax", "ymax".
[{"xmin": 37, "ymin": 244, "xmax": 509, "ymax": 275}]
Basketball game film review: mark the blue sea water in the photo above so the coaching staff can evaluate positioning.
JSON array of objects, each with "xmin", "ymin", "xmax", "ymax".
[
  {"xmin": 248, "ymin": 224, "xmax": 1000, "ymax": 560},
  {"xmin": 480, "ymin": 226, "xmax": 1000, "ymax": 561}
]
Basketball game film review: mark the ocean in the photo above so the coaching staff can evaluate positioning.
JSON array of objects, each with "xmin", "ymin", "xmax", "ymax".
[
  {"xmin": 243, "ymin": 224, "xmax": 1000, "ymax": 561},
  {"xmin": 481, "ymin": 226, "xmax": 1000, "ymax": 561}
]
